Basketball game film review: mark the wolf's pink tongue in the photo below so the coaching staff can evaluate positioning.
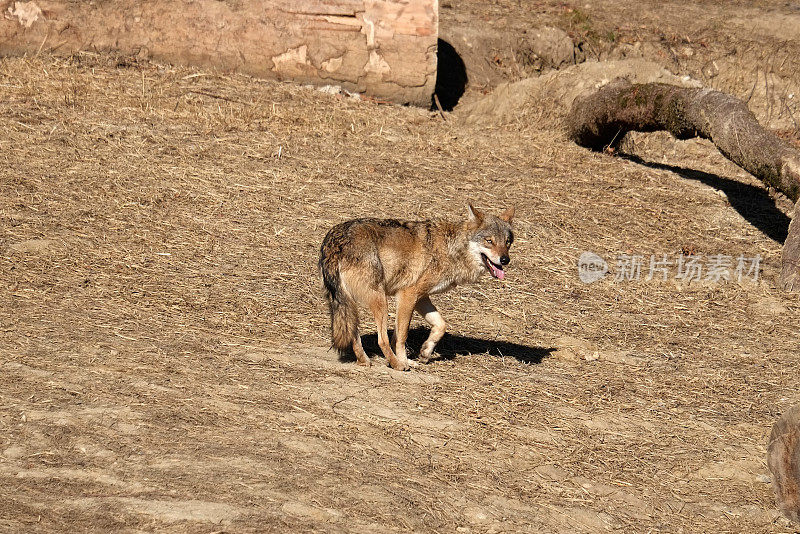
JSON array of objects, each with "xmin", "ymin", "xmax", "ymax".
[{"xmin": 492, "ymin": 263, "xmax": 505, "ymax": 280}]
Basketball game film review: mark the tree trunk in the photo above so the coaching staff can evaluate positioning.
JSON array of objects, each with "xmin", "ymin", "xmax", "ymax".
[
  {"xmin": 566, "ymin": 80, "xmax": 800, "ymax": 291},
  {"xmin": 0, "ymin": 0, "xmax": 438, "ymax": 106},
  {"xmin": 768, "ymin": 405, "xmax": 800, "ymax": 525}
]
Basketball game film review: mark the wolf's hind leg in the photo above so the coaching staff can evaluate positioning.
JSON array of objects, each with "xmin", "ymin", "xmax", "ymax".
[
  {"xmin": 368, "ymin": 292, "xmax": 407, "ymax": 371},
  {"xmin": 415, "ymin": 296, "xmax": 447, "ymax": 363},
  {"xmin": 351, "ymin": 327, "xmax": 370, "ymax": 366}
]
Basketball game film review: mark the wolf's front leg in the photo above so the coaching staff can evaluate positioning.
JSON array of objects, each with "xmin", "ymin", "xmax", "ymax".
[
  {"xmin": 414, "ymin": 296, "xmax": 447, "ymax": 363},
  {"xmin": 393, "ymin": 289, "xmax": 418, "ymax": 370}
]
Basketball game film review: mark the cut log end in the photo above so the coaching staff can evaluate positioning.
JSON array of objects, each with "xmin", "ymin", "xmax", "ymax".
[{"xmin": 768, "ymin": 406, "xmax": 800, "ymax": 524}]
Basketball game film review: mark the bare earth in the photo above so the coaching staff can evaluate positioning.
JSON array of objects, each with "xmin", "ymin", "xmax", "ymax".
[{"xmin": 2, "ymin": 1, "xmax": 800, "ymax": 532}]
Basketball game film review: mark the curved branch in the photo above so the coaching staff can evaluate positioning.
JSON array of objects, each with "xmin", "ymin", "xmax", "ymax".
[{"xmin": 566, "ymin": 80, "xmax": 800, "ymax": 291}]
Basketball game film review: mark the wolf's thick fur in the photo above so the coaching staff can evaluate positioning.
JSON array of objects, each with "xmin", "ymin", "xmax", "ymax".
[{"xmin": 319, "ymin": 205, "xmax": 514, "ymax": 370}]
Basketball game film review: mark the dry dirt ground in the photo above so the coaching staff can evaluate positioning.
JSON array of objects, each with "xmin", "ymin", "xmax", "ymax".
[{"xmin": 2, "ymin": 2, "xmax": 800, "ymax": 533}]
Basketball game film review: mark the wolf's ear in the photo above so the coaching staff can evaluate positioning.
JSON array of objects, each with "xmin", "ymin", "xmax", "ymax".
[
  {"xmin": 499, "ymin": 206, "xmax": 515, "ymax": 223},
  {"xmin": 467, "ymin": 203, "xmax": 484, "ymax": 224}
]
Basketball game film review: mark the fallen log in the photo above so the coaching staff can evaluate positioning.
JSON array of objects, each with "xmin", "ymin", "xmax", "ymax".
[
  {"xmin": 0, "ymin": 0, "xmax": 438, "ymax": 106},
  {"xmin": 768, "ymin": 405, "xmax": 800, "ymax": 525},
  {"xmin": 566, "ymin": 80, "xmax": 800, "ymax": 291}
]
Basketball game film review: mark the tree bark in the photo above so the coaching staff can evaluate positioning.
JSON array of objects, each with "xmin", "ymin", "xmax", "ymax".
[
  {"xmin": 566, "ymin": 80, "xmax": 800, "ymax": 291},
  {"xmin": 0, "ymin": 0, "xmax": 438, "ymax": 106},
  {"xmin": 768, "ymin": 405, "xmax": 800, "ymax": 525}
]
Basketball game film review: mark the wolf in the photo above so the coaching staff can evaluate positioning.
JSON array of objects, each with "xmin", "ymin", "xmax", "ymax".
[{"xmin": 319, "ymin": 204, "xmax": 514, "ymax": 370}]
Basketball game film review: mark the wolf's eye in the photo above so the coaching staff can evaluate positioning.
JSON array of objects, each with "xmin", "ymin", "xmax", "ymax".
[{"xmin": 485, "ymin": 237, "xmax": 494, "ymax": 245}]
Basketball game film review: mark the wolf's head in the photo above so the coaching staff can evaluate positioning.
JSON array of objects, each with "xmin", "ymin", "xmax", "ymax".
[{"xmin": 465, "ymin": 204, "xmax": 515, "ymax": 280}]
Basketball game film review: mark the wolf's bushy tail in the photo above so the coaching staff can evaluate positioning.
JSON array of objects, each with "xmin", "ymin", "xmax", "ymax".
[{"xmin": 319, "ymin": 246, "xmax": 358, "ymax": 353}]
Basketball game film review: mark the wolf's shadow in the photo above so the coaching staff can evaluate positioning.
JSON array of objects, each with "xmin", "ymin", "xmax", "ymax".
[{"xmin": 344, "ymin": 327, "xmax": 552, "ymax": 365}]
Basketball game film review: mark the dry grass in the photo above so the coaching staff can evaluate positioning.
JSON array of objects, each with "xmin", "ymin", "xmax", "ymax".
[{"xmin": 1, "ymin": 48, "xmax": 799, "ymax": 532}]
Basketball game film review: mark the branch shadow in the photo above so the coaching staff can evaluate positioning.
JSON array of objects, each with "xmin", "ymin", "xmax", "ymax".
[
  {"xmin": 621, "ymin": 154, "xmax": 791, "ymax": 243},
  {"xmin": 346, "ymin": 326, "xmax": 553, "ymax": 365}
]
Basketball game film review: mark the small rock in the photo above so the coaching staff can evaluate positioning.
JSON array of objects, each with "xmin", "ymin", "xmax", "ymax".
[
  {"xmin": 526, "ymin": 26, "xmax": 575, "ymax": 69},
  {"xmin": 599, "ymin": 350, "xmax": 646, "ymax": 366},
  {"xmin": 534, "ymin": 464, "xmax": 569, "ymax": 481},
  {"xmin": 9, "ymin": 239, "xmax": 57, "ymax": 254},
  {"xmin": 463, "ymin": 506, "xmax": 493, "ymax": 523},
  {"xmin": 552, "ymin": 336, "xmax": 598, "ymax": 361},
  {"xmin": 281, "ymin": 502, "xmax": 341, "ymax": 522},
  {"xmin": 2, "ymin": 445, "xmax": 25, "ymax": 459}
]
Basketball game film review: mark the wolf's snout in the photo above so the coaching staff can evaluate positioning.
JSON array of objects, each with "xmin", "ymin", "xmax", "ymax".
[{"xmin": 500, "ymin": 255, "xmax": 510, "ymax": 265}]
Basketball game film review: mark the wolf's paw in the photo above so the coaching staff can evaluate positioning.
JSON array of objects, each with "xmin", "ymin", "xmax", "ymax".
[
  {"xmin": 389, "ymin": 358, "xmax": 411, "ymax": 371},
  {"xmin": 419, "ymin": 341, "xmax": 437, "ymax": 360},
  {"xmin": 418, "ymin": 344, "xmax": 437, "ymax": 364}
]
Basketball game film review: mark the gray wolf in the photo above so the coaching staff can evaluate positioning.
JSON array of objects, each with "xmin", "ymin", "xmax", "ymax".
[{"xmin": 319, "ymin": 205, "xmax": 514, "ymax": 370}]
